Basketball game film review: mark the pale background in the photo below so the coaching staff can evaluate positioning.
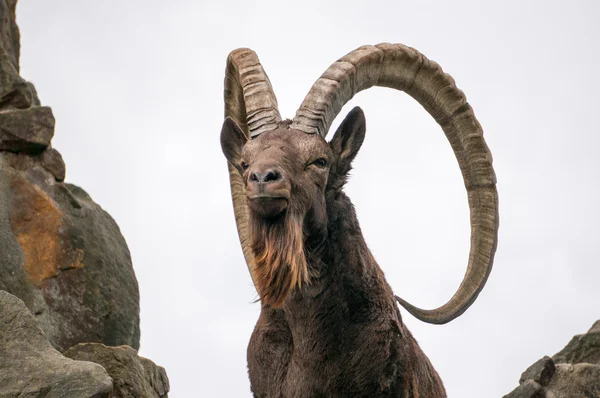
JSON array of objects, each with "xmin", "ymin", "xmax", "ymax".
[{"xmin": 17, "ymin": 1, "xmax": 600, "ymax": 397}]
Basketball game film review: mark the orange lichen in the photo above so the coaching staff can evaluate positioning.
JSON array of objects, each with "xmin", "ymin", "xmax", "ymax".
[{"xmin": 10, "ymin": 176, "xmax": 84, "ymax": 287}]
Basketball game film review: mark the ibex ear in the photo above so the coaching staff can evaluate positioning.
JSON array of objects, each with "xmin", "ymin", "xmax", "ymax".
[
  {"xmin": 329, "ymin": 107, "xmax": 366, "ymax": 177},
  {"xmin": 220, "ymin": 117, "xmax": 247, "ymax": 172}
]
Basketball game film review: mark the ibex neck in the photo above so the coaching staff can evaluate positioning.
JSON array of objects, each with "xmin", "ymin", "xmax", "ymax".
[
  {"xmin": 279, "ymin": 191, "xmax": 396, "ymax": 355},
  {"xmin": 288, "ymin": 191, "xmax": 377, "ymax": 305}
]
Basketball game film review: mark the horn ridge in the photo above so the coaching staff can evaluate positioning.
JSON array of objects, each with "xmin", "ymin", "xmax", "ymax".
[
  {"xmin": 223, "ymin": 48, "xmax": 281, "ymax": 284},
  {"xmin": 291, "ymin": 42, "xmax": 499, "ymax": 324}
]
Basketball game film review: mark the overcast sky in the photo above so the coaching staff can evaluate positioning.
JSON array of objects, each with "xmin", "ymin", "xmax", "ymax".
[{"xmin": 16, "ymin": 1, "xmax": 600, "ymax": 397}]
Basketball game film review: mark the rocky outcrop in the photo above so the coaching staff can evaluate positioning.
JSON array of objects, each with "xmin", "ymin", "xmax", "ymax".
[
  {"xmin": 0, "ymin": 2, "xmax": 170, "ymax": 395},
  {"xmin": 0, "ymin": 290, "xmax": 113, "ymax": 398},
  {"xmin": 0, "ymin": 106, "xmax": 55, "ymax": 152},
  {"xmin": 0, "ymin": 291, "xmax": 171, "ymax": 397},
  {"xmin": 505, "ymin": 321, "xmax": 600, "ymax": 398},
  {"xmin": 0, "ymin": 0, "xmax": 140, "ymax": 352},
  {"xmin": 0, "ymin": 158, "xmax": 141, "ymax": 352},
  {"xmin": 553, "ymin": 320, "xmax": 600, "ymax": 365},
  {"xmin": 66, "ymin": 343, "xmax": 170, "ymax": 398},
  {"xmin": 0, "ymin": 0, "xmax": 54, "ymax": 154}
]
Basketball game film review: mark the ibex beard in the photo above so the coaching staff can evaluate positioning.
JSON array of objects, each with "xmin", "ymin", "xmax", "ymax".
[
  {"xmin": 248, "ymin": 208, "xmax": 309, "ymax": 307},
  {"xmin": 223, "ymin": 121, "xmax": 332, "ymax": 309}
]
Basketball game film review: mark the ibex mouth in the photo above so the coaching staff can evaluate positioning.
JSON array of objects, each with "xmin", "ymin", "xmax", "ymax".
[{"xmin": 248, "ymin": 196, "xmax": 288, "ymax": 218}]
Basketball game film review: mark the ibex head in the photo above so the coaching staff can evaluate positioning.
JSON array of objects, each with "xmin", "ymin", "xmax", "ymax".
[
  {"xmin": 220, "ymin": 44, "xmax": 499, "ymax": 322},
  {"xmin": 222, "ymin": 107, "xmax": 366, "ymax": 306}
]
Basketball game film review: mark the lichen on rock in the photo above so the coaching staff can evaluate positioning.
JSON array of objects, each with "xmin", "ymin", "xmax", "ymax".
[{"xmin": 0, "ymin": 0, "xmax": 140, "ymax": 353}]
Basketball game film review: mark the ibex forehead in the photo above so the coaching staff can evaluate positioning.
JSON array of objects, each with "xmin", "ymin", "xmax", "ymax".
[{"xmin": 243, "ymin": 128, "xmax": 331, "ymax": 163}]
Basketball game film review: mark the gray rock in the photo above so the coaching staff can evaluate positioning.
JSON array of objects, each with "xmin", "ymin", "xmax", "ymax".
[
  {"xmin": 519, "ymin": 356, "xmax": 555, "ymax": 387},
  {"xmin": 0, "ymin": 147, "xmax": 66, "ymax": 181},
  {"xmin": 0, "ymin": 0, "xmax": 19, "ymax": 71},
  {"xmin": 504, "ymin": 380, "xmax": 544, "ymax": 398},
  {"xmin": 40, "ymin": 147, "xmax": 66, "ymax": 181},
  {"xmin": 0, "ymin": 290, "xmax": 113, "ymax": 397},
  {"xmin": 65, "ymin": 343, "xmax": 170, "ymax": 398},
  {"xmin": 588, "ymin": 320, "xmax": 600, "ymax": 334},
  {"xmin": 0, "ymin": 106, "xmax": 55, "ymax": 152},
  {"xmin": 0, "ymin": 0, "xmax": 139, "ymax": 352},
  {"xmin": 0, "ymin": 160, "xmax": 141, "ymax": 352},
  {"xmin": 545, "ymin": 363, "xmax": 600, "ymax": 398},
  {"xmin": 553, "ymin": 324, "xmax": 600, "ymax": 366},
  {"xmin": 506, "ymin": 321, "xmax": 600, "ymax": 398},
  {"xmin": 1, "ymin": 0, "xmax": 54, "ymax": 154},
  {"xmin": 0, "ymin": 0, "xmax": 41, "ymax": 111}
]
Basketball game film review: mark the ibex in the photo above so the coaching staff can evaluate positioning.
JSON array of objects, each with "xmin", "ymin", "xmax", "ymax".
[{"xmin": 220, "ymin": 43, "xmax": 498, "ymax": 397}]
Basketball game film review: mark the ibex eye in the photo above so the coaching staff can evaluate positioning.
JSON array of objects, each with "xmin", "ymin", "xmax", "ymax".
[
  {"xmin": 313, "ymin": 158, "xmax": 327, "ymax": 168},
  {"xmin": 241, "ymin": 162, "xmax": 249, "ymax": 170}
]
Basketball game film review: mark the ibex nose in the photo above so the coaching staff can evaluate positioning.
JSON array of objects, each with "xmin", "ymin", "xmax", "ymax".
[{"xmin": 249, "ymin": 169, "xmax": 282, "ymax": 184}]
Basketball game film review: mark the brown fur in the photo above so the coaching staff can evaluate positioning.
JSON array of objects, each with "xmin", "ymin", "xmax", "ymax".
[
  {"xmin": 249, "ymin": 210, "xmax": 309, "ymax": 307},
  {"xmin": 221, "ymin": 108, "xmax": 447, "ymax": 397}
]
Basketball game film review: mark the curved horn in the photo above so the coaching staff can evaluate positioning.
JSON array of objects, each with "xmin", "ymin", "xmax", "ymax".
[
  {"xmin": 224, "ymin": 48, "xmax": 281, "ymax": 279},
  {"xmin": 292, "ymin": 43, "xmax": 498, "ymax": 324}
]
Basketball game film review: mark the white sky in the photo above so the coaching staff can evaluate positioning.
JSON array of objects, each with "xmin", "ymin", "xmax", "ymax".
[{"xmin": 16, "ymin": 1, "xmax": 600, "ymax": 396}]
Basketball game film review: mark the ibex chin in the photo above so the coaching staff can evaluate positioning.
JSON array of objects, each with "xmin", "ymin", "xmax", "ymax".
[{"xmin": 220, "ymin": 43, "xmax": 498, "ymax": 397}]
